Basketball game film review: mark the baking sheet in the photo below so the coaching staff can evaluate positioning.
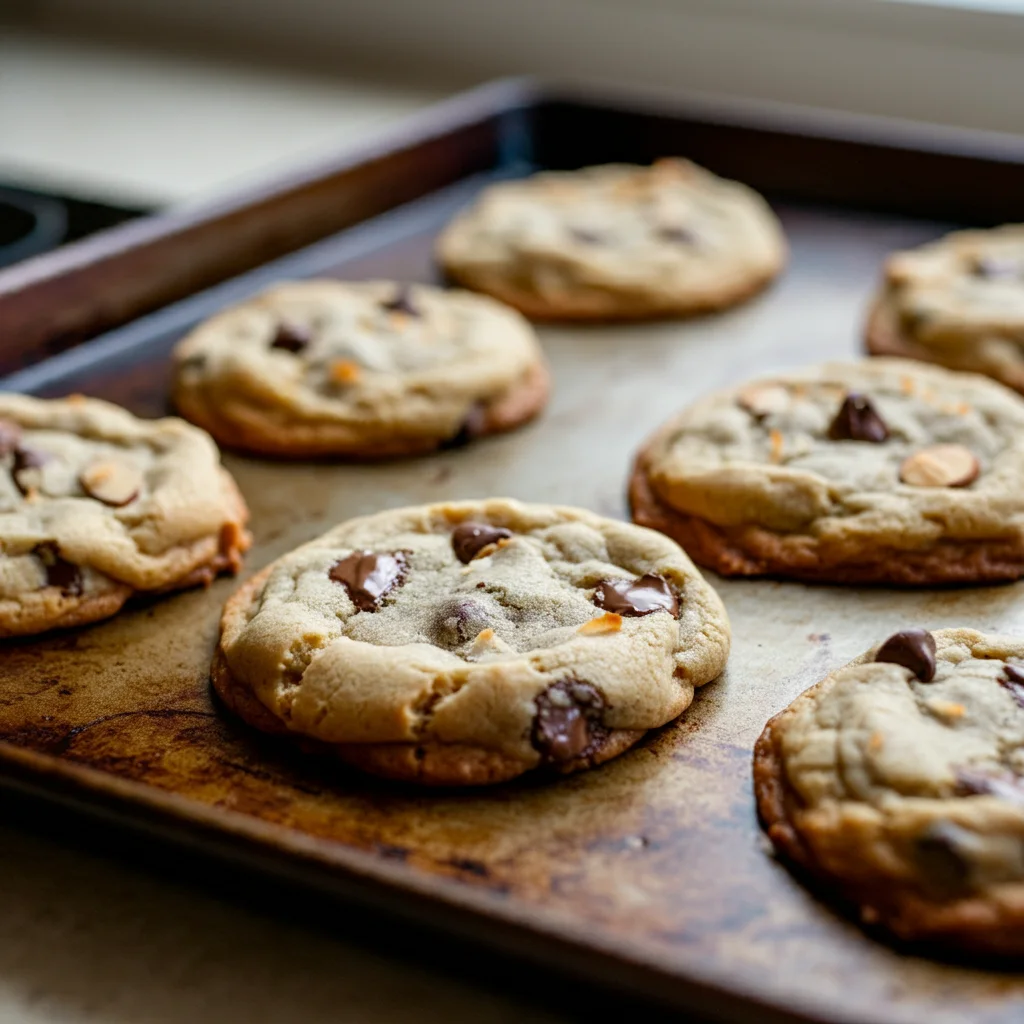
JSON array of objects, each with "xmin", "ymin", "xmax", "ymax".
[{"xmin": 3, "ymin": 172, "xmax": 1024, "ymax": 1024}]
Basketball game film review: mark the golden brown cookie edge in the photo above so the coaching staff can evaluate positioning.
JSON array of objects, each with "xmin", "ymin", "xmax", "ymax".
[
  {"xmin": 628, "ymin": 451, "xmax": 1024, "ymax": 585},
  {"xmin": 173, "ymin": 360, "xmax": 550, "ymax": 459},
  {"xmin": 754, "ymin": 689, "xmax": 1024, "ymax": 955},
  {"xmin": 442, "ymin": 260, "xmax": 784, "ymax": 323}
]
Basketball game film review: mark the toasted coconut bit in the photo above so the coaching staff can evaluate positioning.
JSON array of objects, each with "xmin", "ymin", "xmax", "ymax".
[
  {"xmin": 578, "ymin": 613, "xmax": 623, "ymax": 636},
  {"xmin": 927, "ymin": 699, "xmax": 966, "ymax": 721},
  {"xmin": 769, "ymin": 429, "xmax": 785, "ymax": 464},
  {"xmin": 80, "ymin": 461, "xmax": 142, "ymax": 507},
  {"xmin": 329, "ymin": 360, "xmax": 362, "ymax": 385},
  {"xmin": 737, "ymin": 383, "xmax": 790, "ymax": 419},
  {"xmin": 900, "ymin": 444, "xmax": 979, "ymax": 488}
]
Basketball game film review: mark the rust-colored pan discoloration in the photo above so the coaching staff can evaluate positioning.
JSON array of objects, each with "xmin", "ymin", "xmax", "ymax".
[{"xmin": 8, "ymin": 92, "xmax": 1024, "ymax": 1024}]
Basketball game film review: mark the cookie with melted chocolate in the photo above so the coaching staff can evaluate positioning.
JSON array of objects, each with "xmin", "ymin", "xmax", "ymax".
[
  {"xmin": 171, "ymin": 280, "xmax": 549, "ymax": 459},
  {"xmin": 212, "ymin": 498, "xmax": 730, "ymax": 786},
  {"xmin": 756, "ymin": 627, "xmax": 1024, "ymax": 955},
  {"xmin": 0, "ymin": 394, "xmax": 249, "ymax": 638}
]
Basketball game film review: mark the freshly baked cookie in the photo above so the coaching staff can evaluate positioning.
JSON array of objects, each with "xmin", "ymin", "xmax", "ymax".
[
  {"xmin": 756, "ymin": 627, "xmax": 1024, "ymax": 954},
  {"xmin": 213, "ymin": 499, "xmax": 730, "ymax": 786},
  {"xmin": 0, "ymin": 393, "xmax": 250, "ymax": 638},
  {"xmin": 867, "ymin": 225, "xmax": 1024, "ymax": 394},
  {"xmin": 630, "ymin": 358, "xmax": 1024, "ymax": 585},
  {"xmin": 436, "ymin": 159, "xmax": 786, "ymax": 320},
  {"xmin": 172, "ymin": 280, "xmax": 549, "ymax": 458}
]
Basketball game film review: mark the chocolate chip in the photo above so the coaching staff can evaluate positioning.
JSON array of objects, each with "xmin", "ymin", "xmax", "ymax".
[
  {"xmin": 899, "ymin": 307, "xmax": 932, "ymax": 333},
  {"xmin": 875, "ymin": 628, "xmax": 937, "ymax": 682},
  {"xmin": 531, "ymin": 680, "xmax": 607, "ymax": 764},
  {"xmin": 955, "ymin": 767, "xmax": 1024, "ymax": 805},
  {"xmin": 1001, "ymin": 663, "xmax": 1024, "ymax": 708},
  {"xmin": 12, "ymin": 447, "xmax": 52, "ymax": 495},
  {"xmin": 440, "ymin": 403, "xmax": 488, "ymax": 450},
  {"xmin": 178, "ymin": 353, "xmax": 207, "ymax": 372},
  {"xmin": 973, "ymin": 254, "xmax": 1021, "ymax": 280},
  {"xmin": 328, "ymin": 550, "xmax": 407, "ymax": 612},
  {"xmin": 381, "ymin": 286, "xmax": 419, "ymax": 317},
  {"xmin": 33, "ymin": 542, "xmax": 83, "ymax": 596},
  {"xmin": 569, "ymin": 227, "xmax": 604, "ymax": 245},
  {"xmin": 270, "ymin": 322, "xmax": 311, "ymax": 353},
  {"xmin": 593, "ymin": 573, "xmax": 679, "ymax": 617},
  {"xmin": 915, "ymin": 822, "xmax": 971, "ymax": 893},
  {"xmin": 434, "ymin": 597, "xmax": 491, "ymax": 648},
  {"xmin": 0, "ymin": 420, "xmax": 22, "ymax": 456},
  {"xmin": 827, "ymin": 393, "xmax": 890, "ymax": 443},
  {"xmin": 451, "ymin": 522, "xmax": 512, "ymax": 564},
  {"xmin": 657, "ymin": 225, "xmax": 697, "ymax": 244}
]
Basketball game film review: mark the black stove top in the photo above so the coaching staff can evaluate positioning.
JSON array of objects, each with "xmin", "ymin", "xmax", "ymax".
[{"xmin": 0, "ymin": 182, "xmax": 148, "ymax": 268}]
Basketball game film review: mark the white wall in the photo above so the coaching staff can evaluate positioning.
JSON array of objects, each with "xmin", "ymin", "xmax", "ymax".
[{"xmin": 19, "ymin": 0, "xmax": 1024, "ymax": 135}]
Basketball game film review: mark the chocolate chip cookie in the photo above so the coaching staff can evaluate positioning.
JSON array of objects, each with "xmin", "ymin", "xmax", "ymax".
[
  {"xmin": 436, "ymin": 160, "xmax": 786, "ymax": 321},
  {"xmin": 756, "ymin": 627, "xmax": 1024, "ymax": 954},
  {"xmin": 212, "ymin": 499, "xmax": 730, "ymax": 785},
  {"xmin": 867, "ymin": 225, "xmax": 1024, "ymax": 394},
  {"xmin": 0, "ymin": 394, "xmax": 250, "ymax": 637},
  {"xmin": 630, "ymin": 358, "xmax": 1024, "ymax": 585},
  {"xmin": 172, "ymin": 281, "xmax": 549, "ymax": 458}
]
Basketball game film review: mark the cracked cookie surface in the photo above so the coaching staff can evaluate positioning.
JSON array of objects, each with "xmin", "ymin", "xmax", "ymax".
[
  {"xmin": 756, "ymin": 627, "xmax": 1024, "ymax": 954},
  {"xmin": 867, "ymin": 225, "xmax": 1024, "ymax": 394},
  {"xmin": 213, "ymin": 499, "xmax": 730, "ymax": 785},
  {"xmin": 436, "ymin": 160, "xmax": 786, "ymax": 321},
  {"xmin": 630, "ymin": 358, "xmax": 1024, "ymax": 584},
  {"xmin": 172, "ymin": 280, "xmax": 549, "ymax": 458},
  {"xmin": 0, "ymin": 393, "xmax": 250, "ymax": 637}
]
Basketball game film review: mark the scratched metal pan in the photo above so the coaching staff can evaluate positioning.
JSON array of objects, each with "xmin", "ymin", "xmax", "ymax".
[{"xmin": 5, "ymin": 81, "xmax": 1024, "ymax": 1024}]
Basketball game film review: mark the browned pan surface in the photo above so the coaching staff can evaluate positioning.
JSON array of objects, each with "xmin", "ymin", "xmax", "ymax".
[{"xmin": 4, "ymin": 185, "xmax": 1024, "ymax": 1022}]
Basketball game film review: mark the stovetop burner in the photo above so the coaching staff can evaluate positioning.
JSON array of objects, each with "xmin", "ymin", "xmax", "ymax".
[{"xmin": 0, "ymin": 183, "xmax": 148, "ymax": 268}]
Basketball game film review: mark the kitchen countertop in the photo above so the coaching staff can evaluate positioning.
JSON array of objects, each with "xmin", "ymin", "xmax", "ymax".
[
  {"xmin": 0, "ymin": 27, "xmax": 577, "ymax": 1024},
  {"xmin": 0, "ymin": 28, "xmax": 445, "ymax": 206}
]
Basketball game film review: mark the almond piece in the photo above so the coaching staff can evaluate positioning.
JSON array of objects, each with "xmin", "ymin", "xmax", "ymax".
[
  {"xmin": 80, "ymin": 461, "xmax": 143, "ymax": 507},
  {"xmin": 899, "ymin": 444, "xmax": 979, "ymax": 488},
  {"xmin": 578, "ymin": 613, "xmax": 623, "ymax": 636},
  {"xmin": 737, "ymin": 383, "xmax": 790, "ymax": 419},
  {"xmin": 329, "ymin": 360, "xmax": 362, "ymax": 385}
]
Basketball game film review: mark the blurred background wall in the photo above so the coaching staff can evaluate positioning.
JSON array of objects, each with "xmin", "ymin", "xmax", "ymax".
[
  {"xmin": 4, "ymin": 0, "xmax": 1024, "ymax": 208},
  {"xmin": 12, "ymin": 0, "xmax": 1024, "ymax": 133}
]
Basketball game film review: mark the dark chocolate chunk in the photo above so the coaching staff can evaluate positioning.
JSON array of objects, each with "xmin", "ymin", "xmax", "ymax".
[
  {"xmin": 451, "ymin": 522, "xmax": 512, "ymax": 564},
  {"xmin": 434, "ymin": 597, "xmax": 492, "ymax": 648},
  {"xmin": 33, "ymin": 542, "xmax": 83, "ymax": 596},
  {"xmin": 0, "ymin": 420, "xmax": 22, "ymax": 456},
  {"xmin": 12, "ymin": 447, "xmax": 52, "ymax": 495},
  {"xmin": 178, "ymin": 353, "xmax": 207, "ymax": 373},
  {"xmin": 381, "ymin": 286, "xmax": 419, "ymax": 317},
  {"xmin": 569, "ymin": 227, "xmax": 604, "ymax": 245},
  {"xmin": 955, "ymin": 767, "xmax": 1024, "ymax": 805},
  {"xmin": 328, "ymin": 550, "xmax": 407, "ymax": 612},
  {"xmin": 874, "ymin": 628, "xmax": 937, "ymax": 682},
  {"xmin": 531, "ymin": 679, "xmax": 607, "ymax": 764},
  {"xmin": 828, "ymin": 393, "xmax": 889, "ymax": 443},
  {"xmin": 1001, "ymin": 663, "xmax": 1024, "ymax": 708},
  {"xmin": 270, "ymin": 322, "xmax": 311, "ymax": 353},
  {"xmin": 973, "ymin": 254, "xmax": 1022, "ymax": 280},
  {"xmin": 899, "ymin": 307, "xmax": 932, "ymax": 333},
  {"xmin": 593, "ymin": 573, "xmax": 679, "ymax": 617},
  {"xmin": 440, "ymin": 403, "xmax": 488, "ymax": 450},
  {"xmin": 915, "ymin": 822, "xmax": 971, "ymax": 893},
  {"xmin": 657, "ymin": 224, "xmax": 697, "ymax": 244}
]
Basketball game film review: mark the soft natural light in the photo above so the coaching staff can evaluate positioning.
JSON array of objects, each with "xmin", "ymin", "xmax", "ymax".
[{"xmin": 888, "ymin": 0, "xmax": 1024, "ymax": 11}]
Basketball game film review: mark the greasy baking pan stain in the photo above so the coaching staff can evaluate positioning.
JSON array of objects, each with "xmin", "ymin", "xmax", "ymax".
[{"xmin": 4, "ymin": 203, "xmax": 1024, "ymax": 1024}]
